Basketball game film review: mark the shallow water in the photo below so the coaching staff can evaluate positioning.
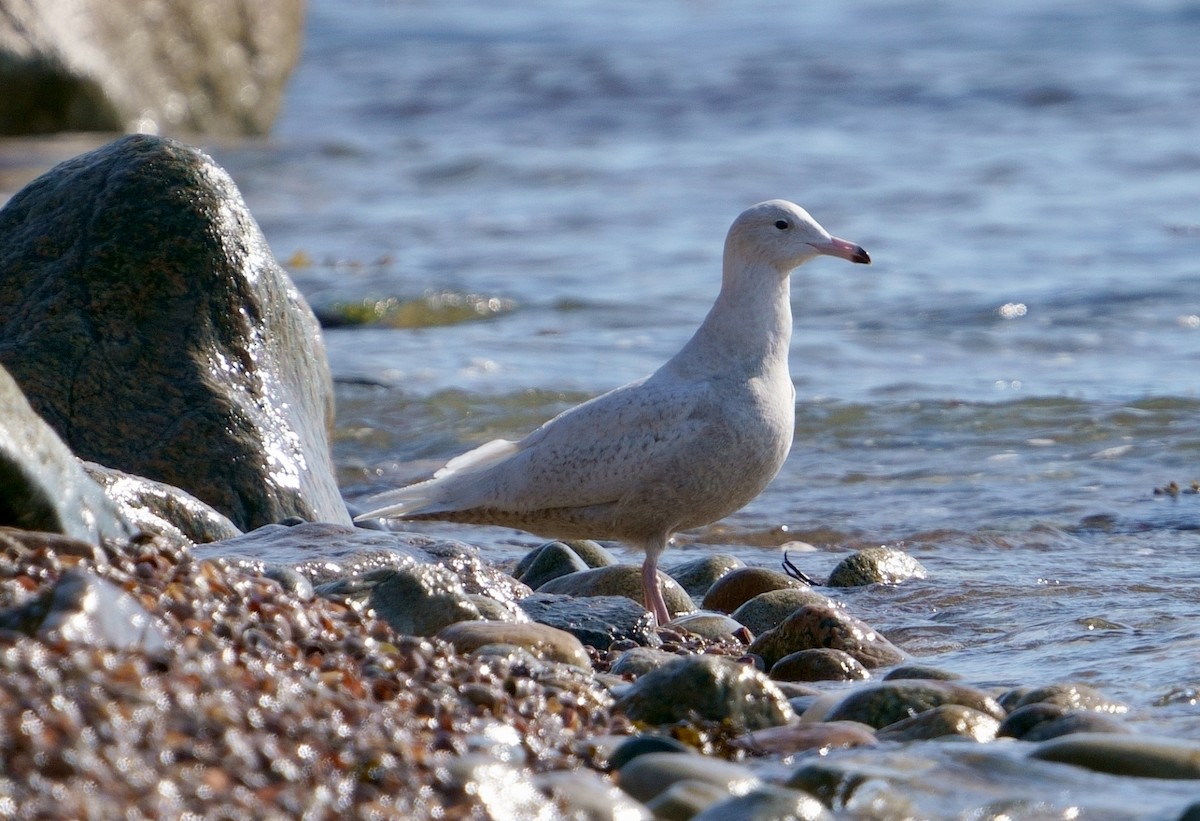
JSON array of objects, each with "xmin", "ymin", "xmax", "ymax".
[{"xmin": 4, "ymin": 0, "xmax": 1200, "ymax": 815}]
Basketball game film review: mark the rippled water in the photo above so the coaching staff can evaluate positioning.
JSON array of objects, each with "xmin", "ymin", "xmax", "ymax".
[{"xmin": 4, "ymin": 0, "xmax": 1200, "ymax": 815}]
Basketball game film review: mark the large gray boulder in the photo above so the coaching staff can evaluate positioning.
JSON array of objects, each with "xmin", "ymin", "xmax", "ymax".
[
  {"xmin": 0, "ymin": 0, "xmax": 304, "ymax": 135},
  {"xmin": 0, "ymin": 134, "xmax": 349, "ymax": 530},
  {"xmin": 0, "ymin": 364, "xmax": 133, "ymax": 546}
]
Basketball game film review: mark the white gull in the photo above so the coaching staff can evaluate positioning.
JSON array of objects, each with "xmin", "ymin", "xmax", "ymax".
[{"xmin": 355, "ymin": 200, "xmax": 870, "ymax": 625}]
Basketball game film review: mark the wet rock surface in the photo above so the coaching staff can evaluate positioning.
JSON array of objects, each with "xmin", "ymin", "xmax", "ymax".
[
  {"xmin": 747, "ymin": 603, "xmax": 906, "ymax": 670},
  {"xmin": 825, "ymin": 546, "xmax": 928, "ymax": 587},
  {"xmin": 0, "ymin": 135, "xmax": 348, "ymax": 530},
  {"xmin": 537, "ymin": 564, "xmax": 696, "ymax": 618}
]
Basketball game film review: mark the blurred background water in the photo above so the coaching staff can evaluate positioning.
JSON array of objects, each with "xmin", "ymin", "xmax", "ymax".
[{"xmin": 4, "ymin": 1, "xmax": 1200, "ymax": 814}]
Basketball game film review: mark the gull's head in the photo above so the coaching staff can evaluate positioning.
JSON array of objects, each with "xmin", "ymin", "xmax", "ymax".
[{"xmin": 726, "ymin": 199, "xmax": 870, "ymax": 273}]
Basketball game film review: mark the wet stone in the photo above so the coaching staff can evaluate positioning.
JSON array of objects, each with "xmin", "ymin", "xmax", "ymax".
[
  {"xmin": 608, "ymin": 734, "xmax": 692, "ymax": 771},
  {"xmin": 883, "ymin": 664, "xmax": 961, "ymax": 681},
  {"xmin": 318, "ymin": 560, "xmax": 483, "ymax": 637},
  {"xmin": 665, "ymin": 553, "xmax": 745, "ymax": 598},
  {"xmin": 701, "ymin": 567, "xmax": 808, "ymax": 614},
  {"xmin": 825, "ymin": 546, "xmax": 927, "ymax": 587},
  {"xmin": 644, "ymin": 780, "xmax": 732, "ymax": 821},
  {"xmin": 730, "ymin": 587, "xmax": 835, "ymax": 636},
  {"xmin": 519, "ymin": 592, "xmax": 659, "ymax": 648},
  {"xmin": 618, "ymin": 751, "xmax": 760, "ymax": 805},
  {"xmin": 733, "ymin": 721, "xmax": 877, "ymax": 757},
  {"xmin": 610, "ymin": 646, "xmax": 679, "ymax": 679},
  {"xmin": 437, "ymin": 620, "xmax": 592, "ymax": 669},
  {"xmin": 516, "ymin": 541, "xmax": 589, "ymax": 590},
  {"xmin": 535, "ymin": 769, "xmax": 653, "ymax": 821},
  {"xmin": 691, "ymin": 784, "xmax": 832, "ymax": 821},
  {"xmin": 613, "ymin": 655, "xmax": 794, "ymax": 731},
  {"xmin": 1030, "ymin": 733, "xmax": 1200, "ymax": 779},
  {"xmin": 820, "ymin": 680, "xmax": 1005, "ymax": 729},
  {"xmin": 747, "ymin": 603, "xmax": 905, "ymax": 670},
  {"xmin": 668, "ymin": 611, "xmax": 749, "ymax": 644},
  {"xmin": 1012, "ymin": 682, "xmax": 1127, "ymax": 715},
  {"xmin": 537, "ymin": 565, "xmax": 695, "ymax": 618},
  {"xmin": 875, "ymin": 704, "xmax": 1000, "ymax": 743},
  {"xmin": 769, "ymin": 647, "xmax": 870, "ymax": 683}
]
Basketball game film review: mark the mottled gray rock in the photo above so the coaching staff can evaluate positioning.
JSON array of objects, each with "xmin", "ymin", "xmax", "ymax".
[
  {"xmin": 0, "ymin": 568, "xmax": 168, "ymax": 651},
  {"xmin": 519, "ymin": 592, "xmax": 659, "ymax": 649},
  {"xmin": 437, "ymin": 621, "xmax": 592, "ymax": 669},
  {"xmin": 665, "ymin": 553, "xmax": 745, "ymax": 598},
  {"xmin": 825, "ymin": 546, "xmax": 927, "ymax": 587},
  {"xmin": 0, "ymin": 135, "xmax": 348, "ymax": 531},
  {"xmin": 0, "ymin": 0, "xmax": 303, "ymax": 135},
  {"xmin": 730, "ymin": 587, "xmax": 835, "ymax": 636},
  {"xmin": 701, "ymin": 567, "xmax": 809, "ymax": 614},
  {"xmin": 668, "ymin": 611, "xmax": 748, "ymax": 643},
  {"xmin": 318, "ymin": 560, "xmax": 483, "ymax": 636},
  {"xmin": 538, "ymin": 565, "xmax": 695, "ymax": 619},
  {"xmin": 1012, "ymin": 682, "xmax": 1127, "ymax": 715},
  {"xmin": 875, "ymin": 704, "xmax": 1000, "ymax": 743},
  {"xmin": 516, "ymin": 541, "xmax": 590, "ymax": 589},
  {"xmin": 610, "ymin": 646, "xmax": 679, "ymax": 679},
  {"xmin": 821, "ymin": 680, "xmax": 1005, "ymax": 730},
  {"xmin": 614, "ymin": 655, "xmax": 794, "ymax": 731},
  {"xmin": 747, "ymin": 604, "xmax": 905, "ymax": 670},
  {"xmin": 769, "ymin": 647, "xmax": 870, "ymax": 683},
  {"xmin": 1030, "ymin": 733, "xmax": 1200, "ymax": 779},
  {"xmin": 0, "ymin": 365, "xmax": 133, "ymax": 546},
  {"xmin": 82, "ymin": 461, "xmax": 241, "ymax": 545},
  {"xmin": 691, "ymin": 784, "xmax": 832, "ymax": 821},
  {"xmin": 618, "ymin": 751, "xmax": 760, "ymax": 804}
]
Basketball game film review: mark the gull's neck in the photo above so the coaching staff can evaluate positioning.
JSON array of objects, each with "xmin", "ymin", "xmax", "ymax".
[{"xmin": 667, "ymin": 258, "xmax": 794, "ymax": 379}]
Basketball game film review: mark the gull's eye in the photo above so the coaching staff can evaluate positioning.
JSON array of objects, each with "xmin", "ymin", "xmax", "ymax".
[{"xmin": 774, "ymin": 219, "xmax": 790, "ymax": 230}]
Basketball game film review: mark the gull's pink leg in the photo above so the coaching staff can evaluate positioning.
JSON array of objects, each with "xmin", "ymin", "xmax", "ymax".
[{"xmin": 640, "ymin": 541, "xmax": 672, "ymax": 626}]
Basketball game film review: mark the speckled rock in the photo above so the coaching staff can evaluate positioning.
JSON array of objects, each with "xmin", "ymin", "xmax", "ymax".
[
  {"xmin": 691, "ymin": 784, "xmax": 832, "ymax": 821},
  {"xmin": 613, "ymin": 655, "xmax": 794, "ymax": 731},
  {"xmin": 816, "ymin": 680, "xmax": 1005, "ymax": 729},
  {"xmin": 730, "ymin": 587, "xmax": 835, "ymax": 635},
  {"xmin": 618, "ymin": 751, "xmax": 761, "ymax": 804},
  {"xmin": 82, "ymin": 462, "xmax": 241, "ymax": 546},
  {"xmin": 516, "ymin": 541, "xmax": 590, "ymax": 589},
  {"xmin": 825, "ymin": 546, "xmax": 927, "ymax": 587},
  {"xmin": 538, "ymin": 565, "xmax": 695, "ymax": 619},
  {"xmin": 1012, "ymin": 682, "xmax": 1127, "ymax": 715},
  {"xmin": 519, "ymin": 592, "xmax": 659, "ymax": 648},
  {"xmin": 0, "ymin": 566, "xmax": 168, "ymax": 651},
  {"xmin": 0, "ymin": 135, "xmax": 349, "ymax": 530},
  {"xmin": 437, "ymin": 620, "xmax": 592, "ymax": 669},
  {"xmin": 733, "ymin": 721, "xmax": 877, "ymax": 757},
  {"xmin": 747, "ymin": 604, "xmax": 904, "ymax": 670},
  {"xmin": 1030, "ymin": 733, "xmax": 1200, "ymax": 779},
  {"xmin": 701, "ymin": 567, "xmax": 808, "ymax": 613},
  {"xmin": 668, "ymin": 611, "xmax": 749, "ymax": 644},
  {"xmin": 0, "ymin": 366, "xmax": 133, "ymax": 546},
  {"xmin": 317, "ymin": 561, "xmax": 484, "ymax": 636},
  {"xmin": 875, "ymin": 704, "xmax": 1000, "ymax": 743},
  {"xmin": 666, "ymin": 553, "xmax": 745, "ymax": 598},
  {"xmin": 769, "ymin": 647, "xmax": 870, "ymax": 683}
]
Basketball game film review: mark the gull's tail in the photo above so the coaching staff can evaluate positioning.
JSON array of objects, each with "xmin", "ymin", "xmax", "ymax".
[{"xmin": 353, "ymin": 438, "xmax": 519, "ymax": 521}]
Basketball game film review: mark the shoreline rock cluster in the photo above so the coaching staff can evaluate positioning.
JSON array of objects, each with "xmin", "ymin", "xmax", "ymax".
[{"xmin": 3, "ymin": 136, "xmax": 1200, "ymax": 818}]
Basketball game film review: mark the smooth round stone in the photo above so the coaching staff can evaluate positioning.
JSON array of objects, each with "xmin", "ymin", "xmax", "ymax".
[
  {"xmin": 614, "ymin": 655, "xmax": 794, "ymax": 731},
  {"xmin": 825, "ymin": 546, "xmax": 927, "ymax": 587},
  {"xmin": 769, "ymin": 648, "xmax": 870, "ymax": 683},
  {"xmin": 644, "ymin": 780, "xmax": 732, "ymax": 821},
  {"xmin": 610, "ymin": 647, "xmax": 679, "ymax": 679},
  {"xmin": 535, "ymin": 769, "xmax": 652, "ymax": 820},
  {"xmin": 562, "ymin": 539, "xmax": 621, "ymax": 568},
  {"xmin": 437, "ymin": 621, "xmax": 591, "ymax": 669},
  {"xmin": 691, "ymin": 784, "xmax": 832, "ymax": 821},
  {"xmin": 1020, "ymin": 710, "xmax": 1131, "ymax": 742},
  {"xmin": 360, "ymin": 563, "xmax": 483, "ymax": 637},
  {"xmin": 816, "ymin": 680, "xmax": 1005, "ymax": 729},
  {"xmin": 608, "ymin": 734, "xmax": 692, "ymax": 771},
  {"xmin": 668, "ymin": 611, "xmax": 748, "ymax": 643},
  {"xmin": 538, "ymin": 565, "xmax": 695, "ymax": 619},
  {"xmin": 882, "ymin": 664, "xmax": 961, "ymax": 681},
  {"xmin": 517, "ymin": 542, "xmax": 589, "ymax": 590},
  {"xmin": 701, "ymin": 567, "xmax": 808, "ymax": 614},
  {"xmin": 747, "ymin": 604, "xmax": 905, "ymax": 670},
  {"xmin": 733, "ymin": 721, "xmax": 877, "ymax": 756},
  {"xmin": 1030, "ymin": 733, "xmax": 1200, "ymax": 778},
  {"xmin": 875, "ymin": 704, "xmax": 1000, "ymax": 743},
  {"xmin": 730, "ymin": 587, "xmax": 834, "ymax": 636},
  {"xmin": 666, "ymin": 553, "xmax": 745, "ymax": 598},
  {"xmin": 997, "ymin": 702, "xmax": 1068, "ymax": 739},
  {"xmin": 468, "ymin": 593, "xmax": 530, "ymax": 623},
  {"xmin": 1013, "ymin": 682, "xmax": 1127, "ymax": 715},
  {"xmin": 617, "ymin": 751, "xmax": 760, "ymax": 804}
]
